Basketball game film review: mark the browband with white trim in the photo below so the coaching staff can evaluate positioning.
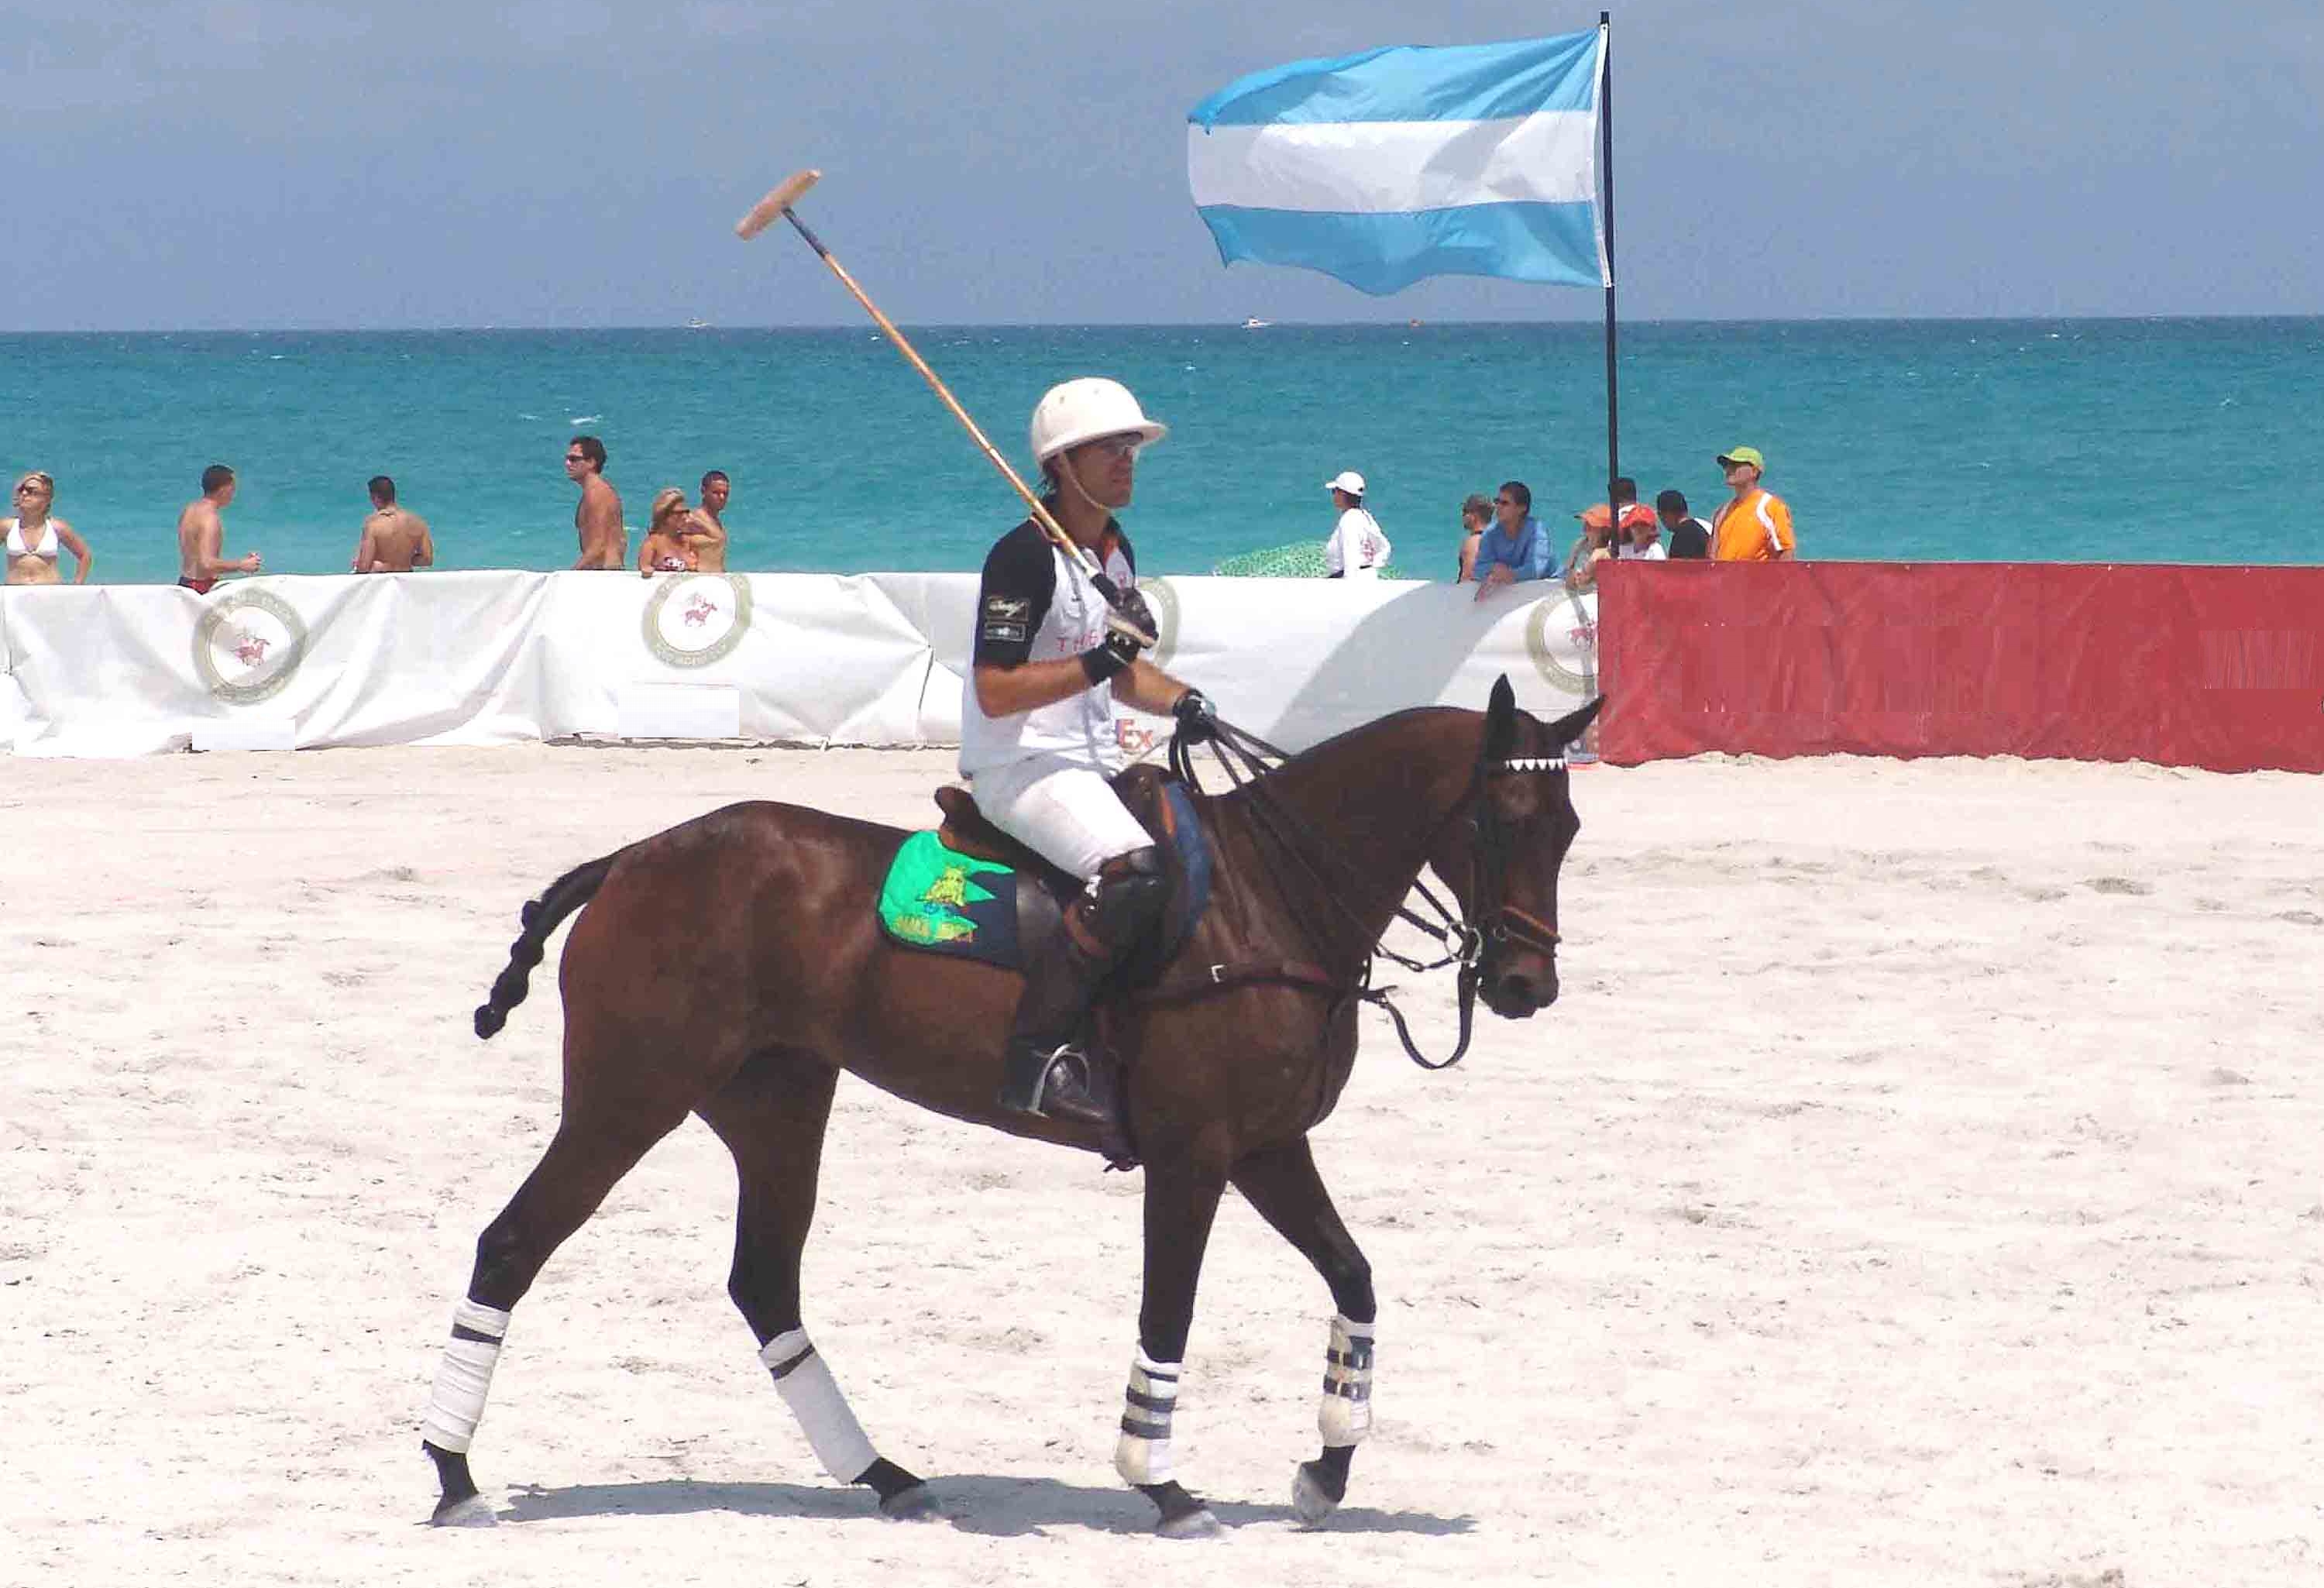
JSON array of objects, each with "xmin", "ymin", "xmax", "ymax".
[{"xmin": 1492, "ymin": 756, "xmax": 1566, "ymax": 773}]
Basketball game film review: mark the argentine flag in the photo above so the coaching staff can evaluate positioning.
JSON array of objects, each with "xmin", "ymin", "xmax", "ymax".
[{"xmin": 1188, "ymin": 30, "xmax": 1607, "ymax": 296}]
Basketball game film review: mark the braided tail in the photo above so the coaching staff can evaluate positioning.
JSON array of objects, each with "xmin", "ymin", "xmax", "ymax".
[{"xmin": 473, "ymin": 851, "xmax": 624, "ymax": 1039}]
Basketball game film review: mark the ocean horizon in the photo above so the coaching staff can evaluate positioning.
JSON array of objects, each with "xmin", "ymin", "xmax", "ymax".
[{"xmin": 6, "ymin": 317, "xmax": 2319, "ymax": 586}]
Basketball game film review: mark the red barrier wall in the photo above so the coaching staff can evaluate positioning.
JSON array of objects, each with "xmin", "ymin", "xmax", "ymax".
[{"xmin": 1594, "ymin": 562, "xmax": 2324, "ymax": 774}]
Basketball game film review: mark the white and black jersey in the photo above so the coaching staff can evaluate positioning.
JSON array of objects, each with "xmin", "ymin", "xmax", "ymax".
[{"xmin": 959, "ymin": 517, "xmax": 1138, "ymax": 779}]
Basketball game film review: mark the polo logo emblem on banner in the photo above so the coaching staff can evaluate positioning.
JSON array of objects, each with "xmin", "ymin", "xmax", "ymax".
[
  {"xmin": 643, "ymin": 573, "xmax": 755, "ymax": 669},
  {"xmin": 192, "ymin": 588, "xmax": 308, "ymax": 705},
  {"xmin": 1525, "ymin": 589, "xmax": 1597, "ymax": 696},
  {"xmin": 1140, "ymin": 577, "xmax": 1182, "ymax": 669}
]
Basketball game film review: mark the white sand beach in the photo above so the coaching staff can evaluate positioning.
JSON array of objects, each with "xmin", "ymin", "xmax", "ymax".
[{"xmin": 4, "ymin": 744, "xmax": 2319, "ymax": 1587}]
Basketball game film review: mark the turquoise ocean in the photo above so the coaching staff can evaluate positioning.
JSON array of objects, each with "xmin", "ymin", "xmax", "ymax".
[{"xmin": 3, "ymin": 318, "xmax": 2319, "ymax": 587}]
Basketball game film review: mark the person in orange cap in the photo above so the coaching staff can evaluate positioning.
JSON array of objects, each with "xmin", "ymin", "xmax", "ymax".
[
  {"xmin": 1565, "ymin": 477, "xmax": 1653, "ymax": 590},
  {"xmin": 1710, "ymin": 446, "xmax": 1795, "ymax": 562}
]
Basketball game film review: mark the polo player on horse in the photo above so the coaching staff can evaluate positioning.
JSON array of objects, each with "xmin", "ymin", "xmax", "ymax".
[{"xmin": 959, "ymin": 377, "xmax": 1216, "ymax": 1129}]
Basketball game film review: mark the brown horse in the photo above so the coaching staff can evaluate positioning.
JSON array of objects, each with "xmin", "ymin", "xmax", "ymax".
[{"xmin": 420, "ymin": 676, "xmax": 1600, "ymax": 1536}]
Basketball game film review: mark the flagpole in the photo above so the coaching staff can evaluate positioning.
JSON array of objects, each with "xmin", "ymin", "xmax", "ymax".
[
  {"xmin": 1583, "ymin": 10, "xmax": 1617, "ymax": 753},
  {"xmin": 1598, "ymin": 13, "xmax": 1619, "ymax": 544}
]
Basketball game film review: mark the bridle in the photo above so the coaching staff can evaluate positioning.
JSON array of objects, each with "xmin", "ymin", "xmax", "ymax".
[
  {"xmin": 1466, "ymin": 753, "xmax": 1569, "ymax": 961},
  {"xmin": 1168, "ymin": 716, "xmax": 1573, "ymax": 1070}
]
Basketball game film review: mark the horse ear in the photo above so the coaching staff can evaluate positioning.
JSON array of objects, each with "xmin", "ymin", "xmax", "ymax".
[
  {"xmin": 1483, "ymin": 674, "xmax": 1518, "ymax": 761},
  {"xmin": 1547, "ymin": 695, "xmax": 1604, "ymax": 751}
]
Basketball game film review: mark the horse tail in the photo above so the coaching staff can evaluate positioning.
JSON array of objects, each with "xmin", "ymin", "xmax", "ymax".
[{"xmin": 473, "ymin": 851, "xmax": 624, "ymax": 1040}]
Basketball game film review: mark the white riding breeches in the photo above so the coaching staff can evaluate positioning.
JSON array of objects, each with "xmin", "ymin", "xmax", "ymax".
[{"xmin": 969, "ymin": 755, "xmax": 1154, "ymax": 880}]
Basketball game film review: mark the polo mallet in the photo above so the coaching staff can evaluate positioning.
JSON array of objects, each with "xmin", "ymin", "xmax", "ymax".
[{"xmin": 736, "ymin": 169, "xmax": 1156, "ymax": 647}]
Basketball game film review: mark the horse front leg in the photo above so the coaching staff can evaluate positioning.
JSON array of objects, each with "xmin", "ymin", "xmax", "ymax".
[
  {"xmin": 1116, "ymin": 1151, "xmax": 1229, "ymax": 1538},
  {"xmin": 1229, "ymin": 1135, "xmax": 1375, "ymax": 1527}
]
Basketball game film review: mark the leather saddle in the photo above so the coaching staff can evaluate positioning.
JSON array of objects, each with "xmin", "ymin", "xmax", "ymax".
[{"xmin": 932, "ymin": 764, "xmax": 1208, "ymax": 988}]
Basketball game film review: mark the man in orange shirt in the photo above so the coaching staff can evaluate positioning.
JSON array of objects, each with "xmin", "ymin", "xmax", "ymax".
[{"xmin": 1710, "ymin": 446, "xmax": 1795, "ymax": 562}]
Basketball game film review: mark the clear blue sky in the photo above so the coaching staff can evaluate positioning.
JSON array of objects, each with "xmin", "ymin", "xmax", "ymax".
[{"xmin": 7, "ymin": 1, "xmax": 2319, "ymax": 329}]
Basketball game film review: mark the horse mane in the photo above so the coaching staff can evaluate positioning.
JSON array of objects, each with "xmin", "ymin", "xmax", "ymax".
[{"xmin": 1202, "ymin": 705, "xmax": 1477, "ymax": 816}]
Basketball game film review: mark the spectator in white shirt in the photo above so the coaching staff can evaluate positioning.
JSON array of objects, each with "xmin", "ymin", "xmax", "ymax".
[
  {"xmin": 1618, "ymin": 511, "xmax": 1668, "ymax": 560},
  {"xmin": 1322, "ymin": 470, "xmax": 1392, "ymax": 579}
]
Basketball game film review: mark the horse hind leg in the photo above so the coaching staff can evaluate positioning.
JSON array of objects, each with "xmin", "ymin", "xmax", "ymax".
[
  {"xmin": 696, "ymin": 1051, "xmax": 937, "ymax": 1521},
  {"xmin": 1229, "ymin": 1136, "xmax": 1377, "ymax": 1528},
  {"xmin": 419, "ymin": 1094, "xmax": 689, "ymax": 1526}
]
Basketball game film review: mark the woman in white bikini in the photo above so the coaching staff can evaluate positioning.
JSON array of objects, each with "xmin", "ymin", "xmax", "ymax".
[{"xmin": 5, "ymin": 473, "xmax": 93, "ymax": 586}]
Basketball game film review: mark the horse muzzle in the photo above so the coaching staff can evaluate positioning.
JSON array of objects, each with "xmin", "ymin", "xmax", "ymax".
[{"xmin": 1480, "ymin": 965, "xmax": 1556, "ymax": 1019}]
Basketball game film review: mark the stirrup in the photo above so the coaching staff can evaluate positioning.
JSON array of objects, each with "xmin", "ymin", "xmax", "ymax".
[{"xmin": 999, "ymin": 1043, "xmax": 1109, "ymax": 1129}]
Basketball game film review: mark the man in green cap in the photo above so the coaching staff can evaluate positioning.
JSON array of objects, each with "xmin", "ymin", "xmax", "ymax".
[{"xmin": 1710, "ymin": 445, "xmax": 1795, "ymax": 562}]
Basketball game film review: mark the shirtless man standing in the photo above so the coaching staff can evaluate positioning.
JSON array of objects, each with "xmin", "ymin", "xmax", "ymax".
[
  {"xmin": 176, "ymin": 464, "xmax": 262, "ymax": 593},
  {"xmin": 686, "ymin": 469, "xmax": 730, "ymax": 573},
  {"xmin": 565, "ymin": 435, "xmax": 625, "ymax": 569},
  {"xmin": 352, "ymin": 476, "xmax": 436, "ymax": 572}
]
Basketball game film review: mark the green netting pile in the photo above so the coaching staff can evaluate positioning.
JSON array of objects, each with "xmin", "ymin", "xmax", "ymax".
[{"xmin": 1212, "ymin": 542, "xmax": 1408, "ymax": 580}]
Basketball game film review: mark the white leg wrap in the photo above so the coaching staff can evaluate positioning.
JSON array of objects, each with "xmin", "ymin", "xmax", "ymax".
[
  {"xmin": 760, "ymin": 1328, "xmax": 878, "ymax": 1483},
  {"xmin": 1318, "ymin": 1315, "xmax": 1374, "ymax": 1446},
  {"xmin": 1113, "ymin": 1350, "xmax": 1181, "ymax": 1487},
  {"xmin": 419, "ymin": 1299, "xmax": 512, "ymax": 1454}
]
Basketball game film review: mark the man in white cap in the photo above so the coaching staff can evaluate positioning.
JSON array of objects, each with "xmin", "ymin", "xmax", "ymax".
[
  {"xmin": 961, "ymin": 377, "xmax": 1218, "ymax": 1129},
  {"xmin": 1322, "ymin": 469, "xmax": 1392, "ymax": 579}
]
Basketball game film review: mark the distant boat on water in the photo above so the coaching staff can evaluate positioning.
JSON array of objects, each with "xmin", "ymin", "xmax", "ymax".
[
  {"xmin": 685, "ymin": 318, "xmax": 712, "ymax": 330},
  {"xmin": 1241, "ymin": 317, "xmax": 1272, "ymax": 330}
]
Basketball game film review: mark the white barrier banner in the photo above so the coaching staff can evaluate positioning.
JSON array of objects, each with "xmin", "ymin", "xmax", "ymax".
[
  {"xmin": 2, "ymin": 571, "xmax": 1594, "ymax": 758},
  {"xmin": 531, "ymin": 572, "xmax": 933, "ymax": 744},
  {"xmin": 886, "ymin": 572, "xmax": 1597, "ymax": 753},
  {"xmin": 2, "ymin": 575, "xmax": 558, "ymax": 758}
]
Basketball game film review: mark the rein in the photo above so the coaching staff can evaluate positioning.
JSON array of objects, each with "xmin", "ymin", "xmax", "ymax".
[{"xmin": 1164, "ymin": 716, "xmax": 1566, "ymax": 1071}]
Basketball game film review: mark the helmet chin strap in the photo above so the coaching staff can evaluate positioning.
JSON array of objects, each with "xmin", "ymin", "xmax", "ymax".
[{"xmin": 1053, "ymin": 455, "xmax": 1126, "ymax": 521}]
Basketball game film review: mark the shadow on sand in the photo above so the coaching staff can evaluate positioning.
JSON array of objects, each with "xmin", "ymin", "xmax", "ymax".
[{"xmin": 499, "ymin": 1473, "xmax": 1475, "ymax": 1538}]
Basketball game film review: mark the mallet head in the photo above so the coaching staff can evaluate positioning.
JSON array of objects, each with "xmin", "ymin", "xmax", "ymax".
[{"xmin": 734, "ymin": 170, "xmax": 823, "ymax": 241}]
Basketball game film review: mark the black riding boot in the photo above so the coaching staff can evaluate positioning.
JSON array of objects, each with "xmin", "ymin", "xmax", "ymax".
[
  {"xmin": 995, "ymin": 845, "xmax": 1170, "ymax": 1131},
  {"xmin": 995, "ymin": 930, "xmax": 1113, "ymax": 1129}
]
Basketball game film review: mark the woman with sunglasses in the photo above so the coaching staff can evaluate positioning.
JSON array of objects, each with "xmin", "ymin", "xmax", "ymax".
[
  {"xmin": 637, "ymin": 488, "xmax": 697, "ymax": 576},
  {"xmin": 5, "ymin": 473, "xmax": 94, "ymax": 586}
]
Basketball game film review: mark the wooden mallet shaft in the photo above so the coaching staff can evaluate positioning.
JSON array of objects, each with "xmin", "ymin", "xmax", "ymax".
[{"xmin": 734, "ymin": 170, "xmax": 1153, "ymax": 644}]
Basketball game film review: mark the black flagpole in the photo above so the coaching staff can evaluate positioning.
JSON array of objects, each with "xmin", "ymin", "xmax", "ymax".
[{"xmin": 1598, "ymin": 12, "xmax": 1619, "ymax": 552}]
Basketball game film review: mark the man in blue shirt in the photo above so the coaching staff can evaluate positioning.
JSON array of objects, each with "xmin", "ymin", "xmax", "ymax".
[{"xmin": 1473, "ymin": 479, "xmax": 1552, "ymax": 601}]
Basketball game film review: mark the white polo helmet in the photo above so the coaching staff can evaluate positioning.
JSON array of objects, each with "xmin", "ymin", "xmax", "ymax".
[{"xmin": 1030, "ymin": 377, "xmax": 1167, "ymax": 467}]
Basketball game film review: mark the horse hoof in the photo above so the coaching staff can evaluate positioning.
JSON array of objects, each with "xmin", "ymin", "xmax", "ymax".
[
  {"xmin": 1156, "ymin": 1506, "xmax": 1220, "ymax": 1540},
  {"xmin": 1291, "ymin": 1463, "xmax": 1340, "ymax": 1527},
  {"xmin": 430, "ymin": 1493, "xmax": 497, "ymax": 1528},
  {"xmin": 878, "ymin": 1483, "xmax": 940, "ymax": 1521}
]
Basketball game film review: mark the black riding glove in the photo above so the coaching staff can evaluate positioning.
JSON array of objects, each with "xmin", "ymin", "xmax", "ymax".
[
  {"xmin": 1172, "ymin": 688, "xmax": 1218, "ymax": 744},
  {"xmin": 1080, "ymin": 626, "xmax": 1143, "ymax": 684},
  {"xmin": 1109, "ymin": 588, "xmax": 1158, "ymax": 648},
  {"xmin": 1081, "ymin": 590, "xmax": 1157, "ymax": 685}
]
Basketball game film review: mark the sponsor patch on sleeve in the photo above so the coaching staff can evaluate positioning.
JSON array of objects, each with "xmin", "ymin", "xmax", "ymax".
[{"xmin": 979, "ymin": 594, "xmax": 1033, "ymax": 644}]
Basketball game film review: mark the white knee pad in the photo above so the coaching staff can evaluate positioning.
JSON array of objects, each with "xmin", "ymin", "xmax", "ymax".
[
  {"xmin": 1318, "ymin": 1315, "xmax": 1373, "ymax": 1446},
  {"xmin": 1113, "ymin": 1350, "xmax": 1181, "ymax": 1487},
  {"xmin": 760, "ymin": 1328, "xmax": 878, "ymax": 1483},
  {"xmin": 420, "ymin": 1299, "xmax": 512, "ymax": 1454}
]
